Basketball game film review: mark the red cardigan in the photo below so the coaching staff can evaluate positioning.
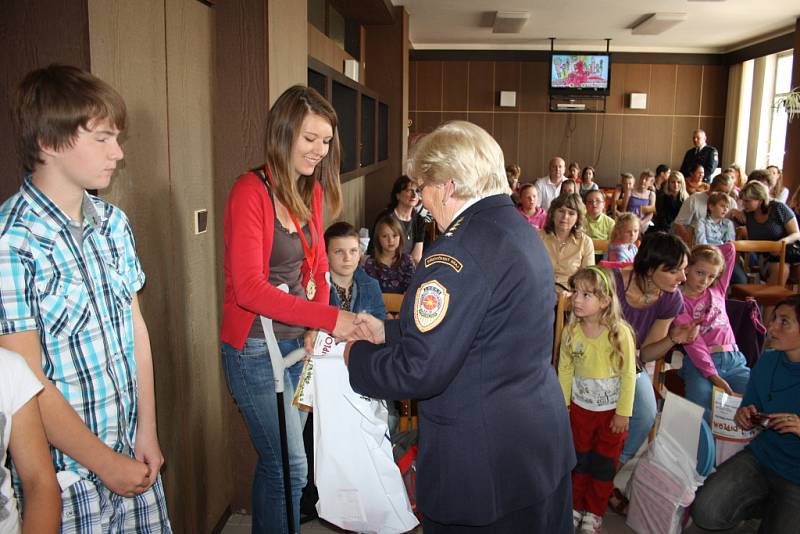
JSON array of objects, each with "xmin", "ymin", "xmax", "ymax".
[{"xmin": 220, "ymin": 171, "xmax": 339, "ymax": 350}]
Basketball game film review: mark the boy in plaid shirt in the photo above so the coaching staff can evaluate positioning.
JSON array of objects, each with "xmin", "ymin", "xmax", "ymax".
[{"xmin": 0, "ymin": 65, "xmax": 171, "ymax": 532}]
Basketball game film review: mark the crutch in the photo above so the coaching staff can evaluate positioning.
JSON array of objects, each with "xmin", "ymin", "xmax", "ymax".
[{"xmin": 261, "ymin": 284, "xmax": 308, "ymax": 534}]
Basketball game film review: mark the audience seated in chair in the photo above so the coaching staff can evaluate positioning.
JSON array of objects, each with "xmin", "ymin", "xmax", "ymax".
[
  {"xmin": 740, "ymin": 178, "xmax": 800, "ymax": 286},
  {"xmin": 605, "ymin": 213, "xmax": 640, "ymax": 264},
  {"xmin": 539, "ymin": 193, "xmax": 595, "ymax": 292},
  {"xmin": 672, "ymin": 173, "xmax": 737, "ymax": 246},
  {"xmin": 364, "ymin": 215, "xmax": 416, "ymax": 294},
  {"xmin": 675, "ymin": 243, "xmax": 750, "ymax": 422},
  {"xmin": 583, "ymin": 190, "xmax": 615, "ymax": 241},
  {"xmin": 650, "ymin": 170, "xmax": 688, "ymax": 234}
]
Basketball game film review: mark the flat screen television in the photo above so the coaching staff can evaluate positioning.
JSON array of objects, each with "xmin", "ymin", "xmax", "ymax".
[{"xmin": 549, "ymin": 52, "xmax": 611, "ymax": 96}]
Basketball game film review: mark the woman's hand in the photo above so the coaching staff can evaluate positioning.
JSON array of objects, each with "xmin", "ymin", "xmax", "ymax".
[
  {"xmin": 768, "ymin": 412, "xmax": 800, "ymax": 437},
  {"xmin": 734, "ymin": 404, "xmax": 758, "ymax": 430},
  {"xmin": 669, "ymin": 318, "xmax": 701, "ymax": 345},
  {"xmin": 610, "ymin": 414, "xmax": 629, "ymax": 434},
  {"xmin": 708, "ymin": 374, "xmax": 734, "ymax": 395}
]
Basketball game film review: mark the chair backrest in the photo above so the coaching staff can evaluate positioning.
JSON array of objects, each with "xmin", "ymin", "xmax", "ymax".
[
  {"xmin": 592, "ymin": 239, "xmax": 610, "ymax": 254},
  {"xmin": 382, "ymin": 293, "xmax": 404, "ymax": 314},
  {"xmin": 731, "ymin": 240, "xmax": 787, "ymax": 285},
  {"xmin": 552, "ymin": 291, "xmax": 571, "ymax": 368}
]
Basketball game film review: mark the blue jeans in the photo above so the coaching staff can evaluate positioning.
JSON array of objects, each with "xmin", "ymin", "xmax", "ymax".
[
  {"xmin": 680, "ymin": 350, "xmax": 751, "ymax": 423},
  {"xmin": 222, "ymin": 337, "xmax": 307, "ymax": 534},
  {"xmin": 692, "ymin": 448, "xmax": 800, "ymax": 533},
  {"xmin": 620, "ymin": 372, "xmax": 657, "ymax": 463}
]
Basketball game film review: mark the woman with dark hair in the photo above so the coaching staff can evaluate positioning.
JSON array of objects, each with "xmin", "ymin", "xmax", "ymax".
[
  {"xmin": 579, "ymin": 166, "xmax": 599, "ymax": 197},
  {"xmin": 692, "ymin": 295, "xmax": 800, "ymax": 532},
  {"xmin": 539, "ymin": 193, "xmax": 595, "ymax": 290},
  {"xmin": 740, "ymin": 179, "xmax": 800, "ymax": 285},
  {"xmin": 654, "ymin": 164, "xmax": 671, "ymax": 192},
  {"xmin": 368, "ymin": 175, "xmax": 426, "ymax": 263},
  {"xmin": 608, "ymin": 232, "xmax": 699, "ymax": 513},
  {"xmin": 686, "ymin": 163, "xmax": 709, "ymax": 195},
  {"xmin": 220, "ymin": 85, "xmax": 362, "ymax": 533}
]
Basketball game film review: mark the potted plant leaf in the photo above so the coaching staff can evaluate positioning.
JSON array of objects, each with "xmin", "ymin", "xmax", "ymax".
[{"xmin": 776, "ymin": 86, "xmax": 800, "ymax": 122}]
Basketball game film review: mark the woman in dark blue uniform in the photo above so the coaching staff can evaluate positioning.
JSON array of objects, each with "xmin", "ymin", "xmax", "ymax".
[{"xmin": 345, "ymin": 121, "xmax": 575, "ymax": 533}]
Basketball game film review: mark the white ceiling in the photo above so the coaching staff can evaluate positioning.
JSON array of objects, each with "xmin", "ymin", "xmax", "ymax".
[{"xmin": 392, "ymin": 0, "xmax": 798, "ymax": 54}]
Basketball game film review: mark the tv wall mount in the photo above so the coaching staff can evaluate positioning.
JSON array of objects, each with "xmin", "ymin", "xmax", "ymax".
[{"xmin": 548, "ymin": 38, "xmax": 610, "ymax": 113}]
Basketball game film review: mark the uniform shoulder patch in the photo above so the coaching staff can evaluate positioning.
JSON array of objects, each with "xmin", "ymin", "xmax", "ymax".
[
  {"xmin": 424, "ymin": 253, "xmax": 463, "ymax": 272},
  {"xmin": 414, "ymin": 280, "xmax": 450, "ymax": 333}
]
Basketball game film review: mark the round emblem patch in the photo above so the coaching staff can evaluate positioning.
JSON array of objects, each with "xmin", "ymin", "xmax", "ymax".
[{"xmin": 414, "ymin": 280, "xmax": 450, "ymax": 332}]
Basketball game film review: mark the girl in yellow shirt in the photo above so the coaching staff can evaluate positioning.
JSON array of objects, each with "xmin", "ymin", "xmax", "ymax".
[{"xmin": 559, "ymin": 266, "xmax": 636, "ymax": 534}]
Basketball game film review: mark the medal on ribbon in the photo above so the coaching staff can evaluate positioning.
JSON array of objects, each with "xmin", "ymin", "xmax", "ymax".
[{"xmin": 263, "ymin": 166, "xmax": 318, "ymax": 300}]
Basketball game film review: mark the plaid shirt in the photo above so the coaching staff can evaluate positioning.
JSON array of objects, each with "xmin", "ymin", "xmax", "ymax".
[{"xmin": 0, "ymin": 177, "xmax": 145, "ymax": 480}]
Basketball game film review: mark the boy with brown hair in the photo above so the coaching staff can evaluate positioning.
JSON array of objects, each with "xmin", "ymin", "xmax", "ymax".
[{"xmin": 0, "ymin": 64, "xmax": 171, "ymax": 531}]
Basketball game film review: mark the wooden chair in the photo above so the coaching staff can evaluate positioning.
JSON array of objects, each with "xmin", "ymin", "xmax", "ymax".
[
  {"xmin": 382, "ymin": 292, "xmax": 418, "ymax": 431},
  {"xmin": 552, "ymin": 291, "xmax": 571, "ymax": 369},
  {"xmin": 730, "ymin": 240, "xmax": 794, "ymax": 308},
  {"xmin": 592, "ymin": 239, "xmax": 610, "ymax": 256},
  {"xmin": 382, "ymin": 293, "xmax": 404, "ymax": 314}
]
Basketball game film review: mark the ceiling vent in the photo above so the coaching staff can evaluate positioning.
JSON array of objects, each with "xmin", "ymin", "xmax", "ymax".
[
  {"xmin": 492, "ymin": 11, "xmax": 529, "ymax": 34},
  {"xmin": 631, "ymin": 12, "xmax": 688, "ymax": 35}
]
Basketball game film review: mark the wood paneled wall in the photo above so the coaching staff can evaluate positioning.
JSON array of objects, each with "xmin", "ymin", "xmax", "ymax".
[
  {"xmin": 89, "ymin": 1, "xmax": 229, "ymax": 532},
  {"xmin": 363, "ymin": 7, "xmax": 409, "ymax": 227},
  {"xmin": 410, "ymin": 60, "xmax": 729, "ymax": 186},
  {"xmin": 0, "ymin": 0, "xmax": 89, "ymax": 202}
]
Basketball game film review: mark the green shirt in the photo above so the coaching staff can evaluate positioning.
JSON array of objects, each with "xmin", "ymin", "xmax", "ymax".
[{"xmin": 585, "ymin": 213, "xmax": 615, "ymax": 240}]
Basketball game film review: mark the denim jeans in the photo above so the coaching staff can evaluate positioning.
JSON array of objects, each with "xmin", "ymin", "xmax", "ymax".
[
  {"xmin": 222, "ymin": 337, "xmax": 308, "ymax": 534},
  {"xmin": 680, "ymin": 350, "xmax": 751, "ymax": 423},
  {"xmin": 692, "ymin": 448, "xmax": 800, "ymax": 533},
  {"xmin": 620, "ymin": 372, "xmax": 657, "ymax": 463}
]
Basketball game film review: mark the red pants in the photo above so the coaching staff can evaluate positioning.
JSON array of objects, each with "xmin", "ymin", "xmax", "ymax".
[{"xmin": 570, "ymin": 403, "xmax": 628, "ymax": 516}]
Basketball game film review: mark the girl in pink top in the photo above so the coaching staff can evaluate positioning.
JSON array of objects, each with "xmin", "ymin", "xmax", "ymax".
[
  {"xmin": 676, "ymin": 242, "xmax": 751, "ymax": 421},
  {"xmin": 517, "ymin": 182, "xmax": 547, "ymax": 229}
]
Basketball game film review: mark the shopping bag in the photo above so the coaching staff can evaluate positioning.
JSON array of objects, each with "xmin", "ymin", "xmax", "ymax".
[
  {"xmin": 627, "ymin": 393, "xmax": 706, "ymax": 534},
  {"xmin": 710, "ymin": 386, "xmax": 758, "ymax": 465},
  {"xmin": 312, "ymin": 349, "xmax": 418, "ymax": 534}
]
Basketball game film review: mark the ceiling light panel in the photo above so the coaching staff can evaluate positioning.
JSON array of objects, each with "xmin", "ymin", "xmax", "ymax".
[
  {"xmin": 493, "ymin": 11, "xmax": 529, "ymax": 34},
  {"xmin": 631, "ymin": 12, "xmax": 688, "ymax": 35}
]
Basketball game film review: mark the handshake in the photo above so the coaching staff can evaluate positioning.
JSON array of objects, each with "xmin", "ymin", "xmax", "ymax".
[{"xmin": 333, "ymin": 311, "xmax": 385, "ymax": 344}]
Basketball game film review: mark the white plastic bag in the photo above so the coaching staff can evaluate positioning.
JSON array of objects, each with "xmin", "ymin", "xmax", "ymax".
[
  {"xmin": 627, "ymin": 393, "xmax": 706, "ymax": 534},
  {"xmin": 312, "ymin": 352, "xmax": 418, "ymax": 534}
]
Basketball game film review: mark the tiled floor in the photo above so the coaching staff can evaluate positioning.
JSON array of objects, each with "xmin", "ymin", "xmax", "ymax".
[{"xmin": 220, "ymin": 453, "xmax": 758, "ymax": 534}]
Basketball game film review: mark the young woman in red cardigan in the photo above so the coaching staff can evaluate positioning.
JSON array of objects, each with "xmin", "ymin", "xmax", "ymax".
[{"xmin": 220, "ymin": 85, "xmax": 362, "ymax": 534}]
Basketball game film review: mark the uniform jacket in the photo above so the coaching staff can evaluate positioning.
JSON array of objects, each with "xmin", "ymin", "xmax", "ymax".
[
  {"xmin": 680, "ymin": 145, "xmax": 719, "ymax": 183},
  {"xmin": 348, "ymin": 194, "xmax": 575, "ymax": 525}
]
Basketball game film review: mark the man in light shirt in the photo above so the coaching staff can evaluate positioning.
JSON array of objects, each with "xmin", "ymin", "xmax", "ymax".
[
  {"xmin": 535, "ymin": 157, "xmax": 567, "ymax": 210},
  {"xmin": 673, "ymin": 173, "xmax": 737, "ymax": 245}
]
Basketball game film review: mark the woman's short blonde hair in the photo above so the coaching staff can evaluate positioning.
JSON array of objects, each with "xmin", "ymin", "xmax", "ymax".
[
  {"xmin": 741, "ymin": 180, "xmax": 770, "ymax": 213},
  {"xmin": 408, "ymin": 120, "xmax": 510, "ymax": 199}
]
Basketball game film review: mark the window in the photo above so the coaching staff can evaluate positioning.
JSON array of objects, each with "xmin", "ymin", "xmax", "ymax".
[{"xmin": 767, "ymin": 52, "xmax": 794, "ymax": 168}]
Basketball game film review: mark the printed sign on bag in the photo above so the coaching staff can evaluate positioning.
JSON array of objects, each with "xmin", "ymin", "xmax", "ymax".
[
  {"xmin": 710, "ymin": 387, "xmax": 758, "ymax": 442},
  {"xmin": 293, "ymin": 332, "xmax": 346, "ymax": 411}
]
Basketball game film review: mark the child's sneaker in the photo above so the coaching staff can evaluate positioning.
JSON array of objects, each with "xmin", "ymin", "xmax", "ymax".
[
  {"xmin": 572, "ymin": 509, "xmax": 585, "ymax": 529},
  {"xmin": 578, "ymin": 512, "xmax": 603, "ymax": 534}
]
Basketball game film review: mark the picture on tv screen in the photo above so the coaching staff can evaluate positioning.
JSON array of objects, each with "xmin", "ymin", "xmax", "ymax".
[{"xmin": 550, "ymin": 53, "xmax": 610, "ymax": 94}]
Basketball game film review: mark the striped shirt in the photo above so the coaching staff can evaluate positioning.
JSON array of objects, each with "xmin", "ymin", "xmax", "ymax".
[{"xmin": 0, "ymin": 177, "xmax": 145, "ymax": 480}]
